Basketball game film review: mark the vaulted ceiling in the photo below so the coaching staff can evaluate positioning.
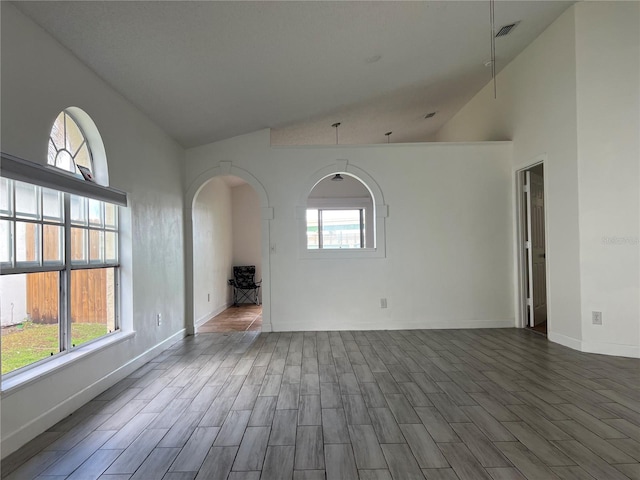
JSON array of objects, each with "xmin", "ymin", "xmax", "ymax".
[{"xmin": 14, "ymin": 1, "xmax": 574, "ymax": 147}]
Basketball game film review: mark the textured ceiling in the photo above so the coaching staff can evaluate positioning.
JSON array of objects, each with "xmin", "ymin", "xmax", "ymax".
[{"xmin": 14, "ymin": 1, "xmax": 574, "ymax": 147}]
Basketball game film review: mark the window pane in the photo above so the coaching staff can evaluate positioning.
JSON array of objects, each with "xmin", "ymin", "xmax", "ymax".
[
  {"xmin": 16, "ymin": 222, "xmax": 40, "ymax": 264},
  {"xmin": 104, "ymin": 203, "xmax": 117, "ymax": 229},
  {"xmin": 88, "ymin": 199, "xmax": 102, "ymax": 227},
  {"xmin": 0, "ymin": 220, "xmax": 13, "ymax": 264},
  {"xmin": 0, "ymin": 177, "xmax": 12, "ymax": 216},
  {"xmin": 65, "ymin": 113, "xmax": 85, "ymax": 156},
  {"xmin": 15, "ymin": 181, "xmax": 40, "ymax": 220},
  {"xmin": 43, "ymin": 225, "xmax": 64, "ymax": 264},
  {"xmin": 89, "ymin": 229, "xmax": 104, "ymax": 263},
  {"xmin": 74, "ymin": 144, "xmax": 92, "ymax": 171},
  {"xmin": 71, "ymin": 268, "xmax": 117, "ymax": 348},
  {"xmin": 306, "ymin": 209, "xmax": 319, "ymax": 249},
  {"xmin": 105, "ymin": 231, "xmax": 117, "ymax": 263},
  {"xmin": 71, "ymin": 227, "xmax": 87, "ymax": 264},
  {"xmin": 320, "ymin": 210, "xmax": 362, "ymax": 249},
  {"xmin": 47, "ymin": 139, "xmax": 57, "ymax": 166},
  {"xmin": 70, "ymin": 195, "xmax": 87, "ymax": 226},
  {"xmin": 42, "ymin": 188, "xmax": 63, "ymax": 222},
  {"xmin": 55, "ymin": 150, "xmax": 76, "ymax": 173},
  {"xmin": 1, "ymin": 272, "xmax": 60, "ymax": 374},
  {"xmin": 50, "ymin": 112, "xmax": 65, "ymax": 151}
]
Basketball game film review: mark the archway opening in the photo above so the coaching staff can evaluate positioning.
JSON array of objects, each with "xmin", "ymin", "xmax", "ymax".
[{"xmin": 191, "ymin": 175, "xmax": 263, "ymax": 333}]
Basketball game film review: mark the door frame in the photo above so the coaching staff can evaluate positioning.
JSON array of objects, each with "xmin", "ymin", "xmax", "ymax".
[
  {"xmin": 514, "ymin": 157, "xmax": 549, "ymax": 330},
  {"xmin": 184, "ymin": 162, "xmax": 273, "ymax": 335}
]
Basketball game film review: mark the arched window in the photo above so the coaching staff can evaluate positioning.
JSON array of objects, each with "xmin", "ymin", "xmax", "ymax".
[
  {"xmin": 306, "ymin": 174, "xmax": 374, "ymax": 249},
  {"xmin": 47, "ymin": 111, "xmax": 94, "ymax": 177},
  {"xmin": 0, "ymin": 109, "xmax": 121, "ymax": 377},
  {"xmin": 297, "ymin": 161, "xmax": 388, "ymax": 259}
]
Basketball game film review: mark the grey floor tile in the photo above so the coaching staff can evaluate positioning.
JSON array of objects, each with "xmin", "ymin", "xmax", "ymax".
[
  {"xmin": 324, "ymin": 444, "xmax": 358, "ymax": 480},
  {"xmin": 369, "ymin": 407, "xmax": 405, "ymax": 443},
  {"xmin": 437, "ymin": 442, "xmax": 493, "ymax": 480},
  {"xmin": 105, "ymin": 428, "xmax": 168, "ymax": 475},
  {"xmin": 261, "ymin": 445, "xmax": 295, "ymax": 480},
  {"xmin": 358, "ymin": 470, "xmax": 393, "ymax": 480},
  {"xmin": 214, "ymin": 410, "xmax": 251, "ymax": 446},
  {"xmin": 400, "ymin": 423, "xmax": 449, "ymax": 469},
  {"xmin": 380, "ymin": 443, "xmax": 426, "ymax": 480},
  {"xmin": 249, "ymin": 396, "xmax": 277, "ymax": 427},
  {"xmin": 343, "ymin": 395, "xmax": 372, "ymax": 425},
  {"xmin": 414, "ymin": 407, "xmax": 460, "ymax": 443},
  {"xmin": 450, "ymin": 423, "xmax": 510, "ymax": 468},
  {"xmin": 495, "ymin": 441, "xmax": 561, "ymax": 480},
  {"xmin": 292, "ymin": 469, "xmax": 326, "ymax": 479},
  {"xmin": 298, "ymin": 395, "xmax": 322, "ymax": 426},
  {"xmin": 321, "ymin": 383, "xmax": 343, "ymax": 409},
  {"xmin": 322, "ymin": 408, "xmax": 351, "ymax": 444},
  {"xmin": 348, "ymin": 424, "xmax": 387, "ymax": 469},
  {"xmin": 194, "ymin": 446, "xmax": 237, "ymax": 480},
  {"xmin": 294, "ymin": 426, "xmax": 324, "ymax": 470},
  {"xmin": 269, "ymin": 409, "xmax": 298, "ymax": 446},
  {"xmin": 233, "ymin": 426, "xmax": 270, "ymax": 471}
]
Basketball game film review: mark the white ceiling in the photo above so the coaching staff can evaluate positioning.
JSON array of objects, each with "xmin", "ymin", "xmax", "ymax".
[{"xmin": 14, "ymin": 1, "xmax": 574, "ymax": 148}]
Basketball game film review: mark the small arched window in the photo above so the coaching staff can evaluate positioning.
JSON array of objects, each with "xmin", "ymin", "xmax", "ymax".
[
  {"xmin": 47, "ymin": 111, "xmax": 93, "ymax": 176},
  {"xmin": 306, "ymin": 174, "xmax": 374, "ymax": 249},
  {"xmin": 297, "ymin": 161, "xmax": 388, "ymax": 259}
]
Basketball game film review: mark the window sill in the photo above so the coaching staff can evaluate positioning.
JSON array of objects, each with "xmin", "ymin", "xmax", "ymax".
[
  {"xmin": 1, "ymin": 330, "xmax": 135, "ymax": 396},
  {"xmin": 300, "ymin": 248, "xmax": 385, "ymax": 259}
]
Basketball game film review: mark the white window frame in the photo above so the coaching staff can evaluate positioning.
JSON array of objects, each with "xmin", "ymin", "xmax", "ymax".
[
  {"xmin": 0, "ymin": 151, "xmax": 129, "ymax": 392},
  {"xmin": 1, "ymin": 177, "xmax": 121, "ymax": 378},
  {"xmin": 306, "ymin": 197, "xmax": 371, "ymax": 250}
]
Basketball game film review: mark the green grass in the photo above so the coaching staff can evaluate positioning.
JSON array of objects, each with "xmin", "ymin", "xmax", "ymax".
[{"xmin": 1, "ymin": 322, "xmax": 107, "ymax": 374}]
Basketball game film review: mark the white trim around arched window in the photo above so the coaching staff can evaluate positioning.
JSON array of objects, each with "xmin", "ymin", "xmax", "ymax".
[{"xmin": 296, "ymin": 159, "xmax": 388, "ymax": 259}]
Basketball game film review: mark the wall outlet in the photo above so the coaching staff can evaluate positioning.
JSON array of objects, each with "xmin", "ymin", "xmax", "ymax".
[
  {"xmin": 157, "ymin": 313, "xmax": 162, "ymax": 326},
  {"xmin": 592, "ymin": 311, "xmax": 602, "ymax": 325},
  {"xmin": 380, "ymin": 298, "xmax": 388, "ymax": 309}
]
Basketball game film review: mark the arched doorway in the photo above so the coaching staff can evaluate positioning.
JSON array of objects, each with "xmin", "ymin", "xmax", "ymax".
[{"xmin": 185, "ymin": 162, "xmax": 272, "ymax": 335}]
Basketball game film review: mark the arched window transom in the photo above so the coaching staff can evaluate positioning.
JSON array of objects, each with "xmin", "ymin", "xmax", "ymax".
[{"xmin": 47, "ymin": 111, "xmax": 93, "ymax": 175}]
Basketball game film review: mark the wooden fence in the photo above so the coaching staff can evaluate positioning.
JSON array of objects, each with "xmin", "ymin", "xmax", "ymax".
[{"xmin": 26, "ymin": 269, "xmax": 112, "ymax": 325}]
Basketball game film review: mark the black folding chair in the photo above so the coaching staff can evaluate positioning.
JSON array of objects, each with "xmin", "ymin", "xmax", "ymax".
[{"xmin": 228, "ymin": 266, "xmax": 261, "ymax": 306}]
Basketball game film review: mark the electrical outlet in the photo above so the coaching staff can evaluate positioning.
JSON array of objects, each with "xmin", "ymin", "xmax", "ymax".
[
  {"xmin": 380, "ymin": 298, "xmax": 388, "ymax": 309},
  {"xmin": 592, "ymin": 311, "xmax": 602, "ymax": 325},
  {"xmin": 157, "ymin": 313, "xmax": 162, "ymax": 326}
]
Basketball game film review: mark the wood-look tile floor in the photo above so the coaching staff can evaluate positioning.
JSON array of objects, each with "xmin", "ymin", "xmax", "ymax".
[
  {"xmin": 3, "ymin": 328, "xmax": 640, "ymax": 480},
  {"xmin": 198, "ymin": 305, "xmax": 262, "ymax": 333}
]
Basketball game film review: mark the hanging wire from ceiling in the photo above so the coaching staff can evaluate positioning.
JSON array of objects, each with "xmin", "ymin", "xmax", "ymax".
[
  {"xmin": 332, "ymin": 122, "xmax": 341, "ymax": 145},
  {"xmin": 490, "ymin": 0, "xmax": 497, "ymax": 98}
]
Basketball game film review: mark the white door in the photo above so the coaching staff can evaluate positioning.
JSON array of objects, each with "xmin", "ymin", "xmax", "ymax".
[{"xmin": 525, "ymin": 170, "xmax": 547, "ymax": 327}]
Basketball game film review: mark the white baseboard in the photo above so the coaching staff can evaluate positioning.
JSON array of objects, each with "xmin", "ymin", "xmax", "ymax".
[
  {"xmin": 1, "ymin": 328, "xmax": 186, "ymax": 459},
  {"xmin": 271, "ymin": 319, "xmax": 515, "ymax": 332},
  {"xmin": 548, "ymin": 331, "xmax": 639, "ymax": 358},
  {"xmin": 547, "ymin": 331, "xmax": 583, "ymax": 352}
]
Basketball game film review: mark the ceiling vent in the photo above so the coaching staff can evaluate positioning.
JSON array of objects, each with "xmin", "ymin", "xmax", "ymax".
[
  {"xmin": 424, "ymin": 112, "xmax": 437, "ymax": 119},
  {"xmin": 495, "ymin": 21, "xmax": 520, "ymax": 38}
]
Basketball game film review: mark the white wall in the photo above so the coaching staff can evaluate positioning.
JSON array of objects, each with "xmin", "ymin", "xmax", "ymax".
[
  {"xmin": 0, "ymin": 276, "xmax": 27, "ymax": 327},
  {"xmin": 232, "ymin": 183, "xmax": 262, "ymax": 292},
  {"xmin": 193, "ymin": 178, "xmax": 233, "ymax": 324},
  {"xmin": 186, "ymin": 131, "xmax": 514, "ymax": 332},
  {"xmin": 435, "ymin": 3, "xmax": 640, "ymax": 357},
  {"xmin": 1, "ymin": 3, "xmax": 186, "ymax": 456},
  {"xmin": 575, "ymin": 2, "xmax": 640, "ymax": 356}
]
